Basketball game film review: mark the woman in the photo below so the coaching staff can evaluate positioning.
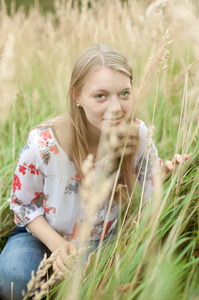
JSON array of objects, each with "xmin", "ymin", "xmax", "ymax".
[{"xmin": 0, "ymin": 44, "xmax": 191, "ymax": 300}]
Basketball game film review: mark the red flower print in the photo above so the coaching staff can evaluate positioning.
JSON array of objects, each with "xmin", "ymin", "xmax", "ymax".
[
  {"xmin": 29, "ymin": 163, "xmax": 35, "ymax": 170},
  {"xmin": 31, "ymin": 192, "xmax": 43, "ymax": 204},
  {"xmin": 39, "ymin": 130, "xmax": 52, "ymax": 141},
  {"xmin": 11, "ymin": 197, "xmax": 23, "ymax": 205},
  {"xmin": 38, "ymin": 139, "xmax": 46, "ymax": 148},
  {"xmin": 43, "ymin": 199, "xmax": 50, "ymax": 214},
  {"xmin": 28, "ymin": 164, "xmax": 39, "ymax": 175},
  {"xmin": 19, "ymin": 165, "xmax": 26, "ymax": 175},
  {"xmin": 28, "ymin": 164, "xmax": 35, "ymax": 174},
  {"xmin": 35, "ymin": 192, "xmax": 43, "ymax": 197},
  {"xmin": 12, "ymin": 174, "xmax": 22, "ymax": 192},
  {"xmin": 44, "ymin": 207, "xmax": 50, "ymax": 214},
  {"xmin": 136, "ymin": 119, "xmax": 141, "ymax": 125},
  {"xmin": 75, "ymin": 174, "xmax": 81, "ymax": 182},
  {"xmin": 71, "ymin": 173, "xmax": 81, "ymax": 182},
  {"xmin": 49, "ymin": 145, "xmax": 59, "ymax": 155}
]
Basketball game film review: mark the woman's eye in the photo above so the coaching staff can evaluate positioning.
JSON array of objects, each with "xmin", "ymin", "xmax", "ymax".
[
  {"xmin": 96, "ymin": 94, "xmax": 106, "ymax": 100},
  {"xmin": 120, "ymin": 91, "xmax": 130, "ymax": 98}
]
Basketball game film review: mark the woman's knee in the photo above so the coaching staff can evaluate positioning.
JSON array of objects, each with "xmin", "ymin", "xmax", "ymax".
[{"xmin": 0, "ymin": 232, "xmax": 50, "ymax": 300}]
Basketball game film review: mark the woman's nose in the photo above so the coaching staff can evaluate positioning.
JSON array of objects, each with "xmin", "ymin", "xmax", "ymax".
[{"xmin": 108, "ymin": 97, "xmax": 122, "ymax": 113}]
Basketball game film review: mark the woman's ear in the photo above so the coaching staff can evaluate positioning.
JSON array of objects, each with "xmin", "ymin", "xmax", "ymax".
[{"xmin": 72, "ymin": 88, "xmax": 81, "ymax": 105}]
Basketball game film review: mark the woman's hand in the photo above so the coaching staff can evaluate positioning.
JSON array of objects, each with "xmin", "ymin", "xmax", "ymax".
[
  {"xmin": 162, "ymin": 153, "xmax": 192, "ymax": 179},
  {"xmin": 108, "ymin": 120, "xmax": 140, "ymax": 160},
  {"xmin": 52, "ymin": 240, "xmax": 77, "ymax": 276},
  {"xmin": 26, "ymin": 216, "xmax": 77, "ymax": 278}
]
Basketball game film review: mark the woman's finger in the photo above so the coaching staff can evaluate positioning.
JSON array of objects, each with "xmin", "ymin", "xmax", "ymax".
[
  {"xmin": 164, "ymin": 160, "xmax": 174, "ymax": 171},
  {"xmin": 171, "ymin": 154, "xmax": 182, "ymax": 164},
  {"xmin": 53, "ymin": 261, "xmax": 66, "ymax": 279},
  {"xmin": 162, "ymin": 153, "xmax": 193, "ymax": 179},
  {"xmin": 184, "ymin": 153, "xmax": 193, "ymax": 160},
  {"xmin": 171, "ymin": 153, "xmax": 192, "ymax": 165},
  {"xmin": 161, "ymin": 161, "xmax": 173, "ymax": 179},
  {"xmin": 53, "ymin": 254, "xmax": 66, "ymax": 273},
  {"xmin": 59, "ymin": 244, "xmax": 69, "ymax": 261}
]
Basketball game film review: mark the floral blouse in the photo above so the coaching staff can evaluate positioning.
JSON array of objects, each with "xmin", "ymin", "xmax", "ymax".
[{"xmin": 8, "ymin": 119, "xmax": 162, "ymax": 241}]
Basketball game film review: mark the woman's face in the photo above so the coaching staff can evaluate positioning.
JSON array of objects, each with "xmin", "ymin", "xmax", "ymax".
[{"xmin": 75, "ymin": 66, "xmax": 132, "ymax": 135}]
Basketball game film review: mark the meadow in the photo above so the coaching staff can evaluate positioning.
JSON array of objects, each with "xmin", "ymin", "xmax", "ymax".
[{"xmin": 0, "ymin": 0, "xmax": 198, "ymax": 299}]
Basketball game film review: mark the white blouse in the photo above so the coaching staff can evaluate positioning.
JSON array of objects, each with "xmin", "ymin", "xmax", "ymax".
[{"xmin": 8, "ymin": 119, "xmax": 162, "ymax": 241}]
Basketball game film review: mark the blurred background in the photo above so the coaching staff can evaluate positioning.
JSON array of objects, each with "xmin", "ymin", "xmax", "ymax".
[{"xmin": 0, "ymin": 2, "xmax": 198, "ymax": 299}]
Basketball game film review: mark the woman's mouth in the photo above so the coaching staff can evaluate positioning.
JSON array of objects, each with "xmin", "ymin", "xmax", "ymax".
[{"xmin": 104, "ymin": 117, "xmax": 123, "ymax": 125}]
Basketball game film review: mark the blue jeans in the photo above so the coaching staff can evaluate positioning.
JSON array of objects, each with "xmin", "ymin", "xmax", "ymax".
[
  {"xmin": 0, "ymin": 228, "xmax": 50, "ymax": 300},
  {"xmin": 0, "ymin": 228, "xmax": 115, "ymax": 300}
]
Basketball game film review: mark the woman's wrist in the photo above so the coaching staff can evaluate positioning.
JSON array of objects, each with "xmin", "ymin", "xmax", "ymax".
[
  {"xmin": 51, "ymin": 237, "xmax": 72, "ymax": 253},
  {"xmin": 27, "ymin": 215, "xmax": 67, "ymax": 253}
]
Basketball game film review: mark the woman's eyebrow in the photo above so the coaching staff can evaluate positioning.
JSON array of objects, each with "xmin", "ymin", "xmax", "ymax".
[
  {"xmin": 91, "ymin": 87, "xmax": 131, "ymax": 93},
  {"xmin": 120, "ymin": 87, "xmax": 131, "ymax": 91},
  {"xmin": 90, "ymin": 89, "xmax": 108, "ymax": 93}
]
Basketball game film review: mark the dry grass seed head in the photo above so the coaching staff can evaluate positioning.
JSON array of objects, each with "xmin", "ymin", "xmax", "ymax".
[
  {"xmin": 23, "ymin": 248, "xmax": 60, "ymax": 297},
  {"xmin": 24, "ymin": 246, "xmax": 90, "ymax": 299}
]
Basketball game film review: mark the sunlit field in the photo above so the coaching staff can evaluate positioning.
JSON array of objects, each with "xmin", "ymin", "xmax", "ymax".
[{"xmin": 0, "ymin": 0, "xmax": 198, "ymax": 299}]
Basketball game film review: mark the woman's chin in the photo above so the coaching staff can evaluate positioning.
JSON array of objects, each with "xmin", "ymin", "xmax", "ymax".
[{"xmin": 100, "ymin": 120, "xmax": 120, "ymax": 134}]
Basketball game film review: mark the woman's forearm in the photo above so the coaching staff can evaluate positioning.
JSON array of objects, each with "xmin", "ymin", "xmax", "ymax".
[{"xmin": 26, "ymin": 215, "xmax": 67, "ymax": 252}]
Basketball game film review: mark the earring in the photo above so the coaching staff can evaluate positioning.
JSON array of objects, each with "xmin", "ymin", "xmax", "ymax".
[{"xmin": 77, "ymin": 103, "xmax": 80, "ymax": 107}]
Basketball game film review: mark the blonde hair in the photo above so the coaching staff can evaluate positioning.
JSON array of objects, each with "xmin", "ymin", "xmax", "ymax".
[{"xmin": 66, "ymin": 44, "xmax": 137, "ymax": 202}]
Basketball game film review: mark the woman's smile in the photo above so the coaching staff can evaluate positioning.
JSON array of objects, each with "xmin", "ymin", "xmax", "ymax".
[
  {"xmin": 75, "ymin": 66, "xmax": 132, "ymax": 135},
  {"xmin": 103, "ymin": 116, "xmax": 123, "ymax": 124}
]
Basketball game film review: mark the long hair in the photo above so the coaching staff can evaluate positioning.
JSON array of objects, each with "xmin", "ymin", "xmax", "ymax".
[{"xmin": 66, "ymin": 44, "xmax": 138, "ymax": 202}]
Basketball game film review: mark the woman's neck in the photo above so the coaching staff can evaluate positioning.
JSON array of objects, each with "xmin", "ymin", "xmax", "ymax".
[{"xmin": 86, "ymin": 123, "xmax": 106, "ymax": 162}]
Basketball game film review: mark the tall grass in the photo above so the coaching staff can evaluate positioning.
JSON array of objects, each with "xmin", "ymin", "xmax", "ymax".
[
  {"xmin": 73, "ymin": 154, "xmax": 199, "ymax": 300},
  {"xmin": 0, "ymin": 0, "xmax": 198, "ymax": 299}
]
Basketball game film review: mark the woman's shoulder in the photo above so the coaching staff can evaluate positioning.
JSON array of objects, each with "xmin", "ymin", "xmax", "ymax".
[
  {"xmin": 52, "ymin": 114, "xmax": 72, "ymax": 157},
  {"xmin": 29, "ymin": 114, "xmax": 72, "ymax": 157},
  {"xmin": 31, "ymin": 114, "xmax": 70, "ymax": 133}
]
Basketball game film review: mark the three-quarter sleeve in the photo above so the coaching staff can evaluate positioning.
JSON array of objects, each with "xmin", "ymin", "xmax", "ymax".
[
  {"xmin": 8, "ymin": 131, "xmax": 45, "ymax": 227},
  {"xmin": 134, "ymin": 120, "xmax": 163, "ymax": 201}
]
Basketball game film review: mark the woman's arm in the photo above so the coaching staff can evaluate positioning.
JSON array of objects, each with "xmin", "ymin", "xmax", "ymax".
[
  {"xmin": 134, "ymin": 120, "xmax": 193, "ymax": 198},
  {"xmin": 9, "ymin": 130, "xmax": 76, "ymax": 273},
  {"xmin": 27, "ymin": 215, "xmax": 76, "ymax": 273},
  {"xmin": 27, "ymin": 215, "xmax": 68, "ymax": 252}
]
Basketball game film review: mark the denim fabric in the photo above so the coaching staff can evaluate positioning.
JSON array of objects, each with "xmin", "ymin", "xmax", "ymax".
[
  {"xmin": 0, "ymin": 231, "xmax": 50, "ymax": 300},
  {"xmin": 9, "ymin": 227, "xmax": 27, "ymax": 237},
  {"xmin": 0, "ymin": 229, "xmax": 116, "ymax": 300}
]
